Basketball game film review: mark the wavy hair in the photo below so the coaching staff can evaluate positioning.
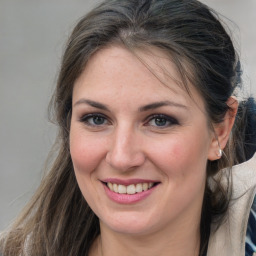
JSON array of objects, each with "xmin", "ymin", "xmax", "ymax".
[{"xmin": 1, "ymin": 0, "xmax": 255, "ymax": 255}]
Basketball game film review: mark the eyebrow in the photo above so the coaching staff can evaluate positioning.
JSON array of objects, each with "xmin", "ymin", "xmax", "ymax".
[
  {"xmin": 139, "ymin": 101, "xmax": 188, "ymax": 112},
  {"xmin": 74, "ymin": 99, "xmax": 110, "ymax": 111},
  {"xmin": 73, "ymin": 98, "xmax": 187, "ymax": 111}
]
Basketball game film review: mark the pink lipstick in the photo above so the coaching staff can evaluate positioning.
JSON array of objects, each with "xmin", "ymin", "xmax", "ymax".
[{"xmin": 102, "ymin": 179, "xmax": 160, "ymax": 204}]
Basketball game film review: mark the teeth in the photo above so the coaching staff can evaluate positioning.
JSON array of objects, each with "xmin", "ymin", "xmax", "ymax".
[
  {"xmin": 142, "ymin": 183, "xmax": 148, "ymax": 191},
  {"xmin": 107, "ymin": 182, "xmax": 155, "ymax": 194},
  {"xmin": 118, "ymin": 185, "xmax": 126, "ymax": 194},
  {"xmin": 135, "ymin": 183, "xmax": 142, "ymax": 193},
  {"xmin": 127, "ymin": 184, "xmax": 136, "ymax": 194},
  {"xmin": 113, "ymin": 183, "xmax": 118, "ymax": 193},
  {"xmin": 107, "ymin": 182, "xmax": 113, "ymax": 191}
]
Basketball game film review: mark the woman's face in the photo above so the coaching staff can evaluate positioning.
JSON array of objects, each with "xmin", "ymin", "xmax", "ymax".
[{"xmin": 70, "ymin": 45, "xmax": 216, "ymax": 235}]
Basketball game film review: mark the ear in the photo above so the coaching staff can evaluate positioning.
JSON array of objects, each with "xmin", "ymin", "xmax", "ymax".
[{"xmin": 208, "ymin": 96, "xmax": 238, "ymax": 161}]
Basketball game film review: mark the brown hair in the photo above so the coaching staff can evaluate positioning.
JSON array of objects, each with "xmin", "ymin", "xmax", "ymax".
[{"xmin": 1, "ymin": 0, "xmax": 255, "ymax": 255}]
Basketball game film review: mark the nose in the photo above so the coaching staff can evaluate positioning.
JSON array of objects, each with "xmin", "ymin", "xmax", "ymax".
[{"xmin": 105, "ymin": 125, "xmax": 146, "ymax": 171}]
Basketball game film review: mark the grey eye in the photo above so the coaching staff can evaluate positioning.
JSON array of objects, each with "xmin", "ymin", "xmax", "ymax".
[
  {"xmin": 154, "ymin": 117, "xmax": 168, "ymax": 126},
  {"xmin": 91, "ymin": 116, "xmax": 106, "ymax": 125},
  {"xmin": 147, "ymin": 114, "xmax": 178, "ymax": 128},
  {"xmin": 80, "ymin": 114, "xmax": 108, "ymax": 126}
]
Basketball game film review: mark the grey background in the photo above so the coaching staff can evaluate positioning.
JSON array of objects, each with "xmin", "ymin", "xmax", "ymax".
[{"xmin": 0, "ymin": 0, "xmax": 255, "ymax": 231}]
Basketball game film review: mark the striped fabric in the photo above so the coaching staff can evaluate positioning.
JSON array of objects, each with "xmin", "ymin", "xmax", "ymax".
[{"xmin": 246, "ymin": 195, "xmax": 256, "ymax": 256}]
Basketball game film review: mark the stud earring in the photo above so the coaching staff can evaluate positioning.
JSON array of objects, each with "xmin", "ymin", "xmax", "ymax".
[{"xmin": 217, "ymin": 148, "xmax": 222, "ymax": 157}]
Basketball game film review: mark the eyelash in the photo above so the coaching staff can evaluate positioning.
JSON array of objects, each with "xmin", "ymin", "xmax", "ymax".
[{"xmin": 79, "ymin": 113, "xmax": 179, "ymax": 128}]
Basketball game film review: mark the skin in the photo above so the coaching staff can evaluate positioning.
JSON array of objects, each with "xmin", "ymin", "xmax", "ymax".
[{"xmin": 69, "ymin": 45, "xmax": 237, "ymax": 256}]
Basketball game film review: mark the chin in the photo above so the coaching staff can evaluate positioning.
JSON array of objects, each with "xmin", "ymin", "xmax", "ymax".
[{"xmin": 99, "ymin": 211, "xmax": 157, "ymax": 235}]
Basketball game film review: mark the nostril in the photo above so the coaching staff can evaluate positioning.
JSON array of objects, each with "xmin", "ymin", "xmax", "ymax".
[{"xmin": 105, "ymin": 151, "xmax": 146, "ymax": 171}]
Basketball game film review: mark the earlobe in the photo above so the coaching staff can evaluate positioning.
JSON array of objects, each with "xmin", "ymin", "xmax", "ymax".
[{"xmin": 208, "ymin": 96, "xmax": 238, "ymax": 161}]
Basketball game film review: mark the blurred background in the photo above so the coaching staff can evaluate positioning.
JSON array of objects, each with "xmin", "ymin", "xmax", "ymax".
[{"xmin": 0, "ymin": 0, "xmax": 255, "ymax": 231}]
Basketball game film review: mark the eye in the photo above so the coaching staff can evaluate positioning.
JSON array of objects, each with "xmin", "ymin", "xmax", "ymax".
[
  {"xmin": 80, "ymin": 113, "xmax": 109, "ymax": 126},
  {"xmin": 146, "ymin": 114, "xmax": 178, "ymax": 128}
]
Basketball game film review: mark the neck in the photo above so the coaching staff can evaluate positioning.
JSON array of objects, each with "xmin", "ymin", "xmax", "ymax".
[{"xmin": 89, "ymin": 218, "xmax": 201, "ymax": 256}]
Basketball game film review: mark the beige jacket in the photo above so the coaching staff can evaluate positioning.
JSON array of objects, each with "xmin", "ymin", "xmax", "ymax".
[{"xmin": 208, "ymin": 153, "xmax": 256, "ymax": 256}]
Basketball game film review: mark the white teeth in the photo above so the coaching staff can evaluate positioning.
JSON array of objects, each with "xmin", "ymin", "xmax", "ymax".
[
  {"xmin": 135, "ymin": 183, "xmax": 142, "ymax": 193},
  {"xmin": 106, "ymin": 182, "xmax": 155, "ymax": 194},
  {"xmin": 118, "ymin": 185, "xmax": 127, "ymax": 194},
  {"xmin": 127, "ymin": 184, "xmax": 136, "ymax": 194},
  {"xmin": 107, "ymin": 182, "xmax": 113, "ymax": 191},
  {"xmin": 142, "ymin": 183, "xmax": 148, "ymax": 191},
  {"xmin": 113, "ymin": 183, "xmax": 118, "ymax": 193}
]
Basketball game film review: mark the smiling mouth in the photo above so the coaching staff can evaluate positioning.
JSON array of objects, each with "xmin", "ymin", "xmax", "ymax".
[{"xmin": 104, "ymin": 182, "xmax": 159, "ymax": 195}]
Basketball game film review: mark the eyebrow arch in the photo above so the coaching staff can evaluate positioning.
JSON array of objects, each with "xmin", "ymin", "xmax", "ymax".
[
  {"xmin": 73, "ymin": 99, "xmax": 110, "ymax": 111},
  {"xmin": 139, "ymin": 101, "xmax": 187, "ymax": 112},
  {"xmin": 73, "ymin": 98, "xmax": 187, "ymax": 112}
]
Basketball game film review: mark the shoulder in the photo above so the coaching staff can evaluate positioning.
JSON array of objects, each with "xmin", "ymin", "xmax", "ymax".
[
  {"xmin": 208, "ymin": 154, "xmax": 256, "ymax": 256},
  {"xmin": 231, "ymin": 152, "xmax": 256, "ymax": 195},
  {"xmin": 226, "ymin": 154, "xmax": 256, "ymax": 256}
]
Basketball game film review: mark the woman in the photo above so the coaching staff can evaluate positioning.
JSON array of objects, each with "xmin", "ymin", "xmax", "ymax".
[{"xmin": 1, "ymin": 0, "xmax": 256, "ymax": 255}]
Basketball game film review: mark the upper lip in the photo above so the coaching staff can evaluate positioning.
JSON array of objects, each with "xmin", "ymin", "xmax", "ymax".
[{"xmin": 101, "ymin": 178, "xmax": 160, "ymax": 186}]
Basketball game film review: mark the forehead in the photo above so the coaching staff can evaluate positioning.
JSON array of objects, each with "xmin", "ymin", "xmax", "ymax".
[{"xmin": 73, "ymin": 45, "xmax": 204, "ymax": 110}]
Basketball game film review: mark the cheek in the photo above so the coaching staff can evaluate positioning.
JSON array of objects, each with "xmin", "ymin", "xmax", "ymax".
[
  {"xmin": 69, "ymin": 127, "xmax": 106, "ymax": 174},
  {"xmin": 150, "ymin": 130, "xmax": 209, "ymax": 179},
  {"xmin": 69, "ymin": 127, "xmax": 106, "ymax": 205}
]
